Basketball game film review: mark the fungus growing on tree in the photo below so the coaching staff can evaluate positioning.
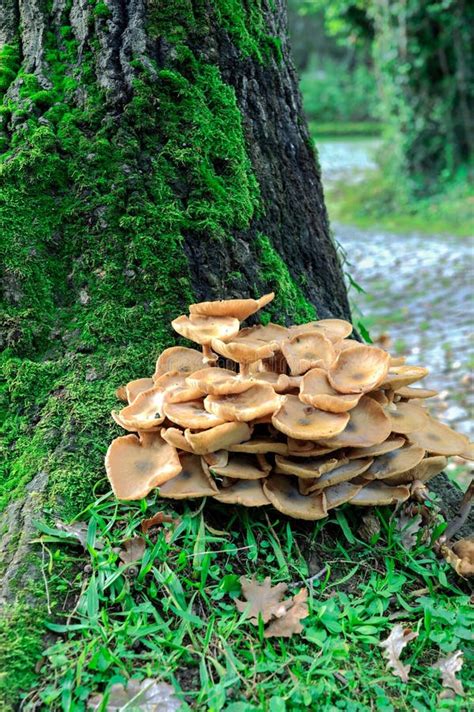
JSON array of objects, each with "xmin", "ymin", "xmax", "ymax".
[{"xmin": 105, "ymin": 292, "xmax": 473, "ymax": 519}]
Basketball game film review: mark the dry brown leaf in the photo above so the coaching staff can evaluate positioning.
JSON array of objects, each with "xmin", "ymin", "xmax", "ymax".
[
  {"xmin": 119, "ymin": 537, "xmax": 146, "ymax": 565},
  {"xmin": 236, "ymin": 576, "xmax": 288, "ymax": 624},
  {"xmin": 264, "ymin": 588, "xmax": 309, "ymax": 638},
  {"xmin": 88, "ymin": 678, "xmax": 180, "ymax": 711},
  {"xmin": 55, "ymin": 520, "xmax": 104, "ymax": 550},
  {"xmin": 140, "ymin": 511, "xmax": 176, "ymax": 533},
  {"xmin": 357, "ymin": 512, "xmax": 381, "ymax": 542},
  {"xmin": 396, "ymin": 511, "xmax": 422, "ymax": 550},
  {"xmin": 380, "ymin": 624, "xmax": 418, "ymax": 682},
  {"xmin": 433, "ymin": 650, "xmax": 464, "ymax": 697}
]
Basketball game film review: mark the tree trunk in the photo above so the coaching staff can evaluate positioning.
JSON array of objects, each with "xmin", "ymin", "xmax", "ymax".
[{"xmin": 0, "ymin": 1, "xmax": 350, "ymax": 706}]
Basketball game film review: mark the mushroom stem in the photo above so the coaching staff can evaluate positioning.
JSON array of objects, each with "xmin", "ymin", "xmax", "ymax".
[
  {"xmin": 202, "ymin": 344, "xmax": 217, "ymax": 365},
  {"xmin": 239, "ymin": 362, "xmax": 251, "ymax": 377},
  {"xmin": 443, "ymin": 482, "xmax": 473, "ymax": 542}
]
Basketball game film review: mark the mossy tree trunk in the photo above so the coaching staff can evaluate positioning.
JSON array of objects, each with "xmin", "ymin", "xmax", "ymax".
[{"xmin": 0, "ymin": 2, "xmax": 350, "ymax": 705}]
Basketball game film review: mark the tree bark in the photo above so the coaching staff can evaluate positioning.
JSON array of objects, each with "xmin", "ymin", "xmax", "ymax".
[{"xmin": 0, "ymin": 2, "xmax": 350, "ymax": 706}]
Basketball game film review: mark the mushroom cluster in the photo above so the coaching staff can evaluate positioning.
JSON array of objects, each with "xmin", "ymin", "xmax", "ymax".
[{"xmin": 106, "ymin": 292, "xmax": 473, "ymax": 519}]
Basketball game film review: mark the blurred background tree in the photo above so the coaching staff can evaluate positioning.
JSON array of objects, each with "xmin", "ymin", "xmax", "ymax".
[{"xmin": 288, "ymin": 0, "xmax": 474, "ymax": 230}]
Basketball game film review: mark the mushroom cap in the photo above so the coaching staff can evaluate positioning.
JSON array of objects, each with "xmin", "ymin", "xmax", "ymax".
[
  {"xmin": 161, "ymin": 427, "xmax": 194, "ymax": 453},
  {"xmin": 189, "ymin": 292, "xmax": 274, "ymax": 320},
  {"xmin": 154, "ymin": 371, "xmax": 205, "ymax": 404},
  {"xmin": 300, "ymin": 368, "xmax": 362, "ymax": 412},
  {"xmin": 460, "ymin": 441, "xmax": 474, "ymax": 461},
  {"xmin": 275, "ymin": 454, "xmax": 347, "ymax": 479},
  {"xmin": 272, "ymin": 395, "xmax": 349, "ymax": 440},
  {"xmin": 384, "ymin": 455, "xmax": 447, "ymax": 485},
  {"xmin": 202, "ymin": 450, "xmax": 229, "ymax": 468},
  {"xmin": 299, "ymin": 458, "xmax": 373, "ymax": 494},
  {"xmin": 105, "ymin": 432, "xmax": 182, "ymax": 500},
  {"xmin": 408, "ymin": 418, "xmax": 469, "ymax": 456},
  {"xmin": 204, "ymin": 384, "xmax": 282, "ymax": 422},
  {"xmin": 115, "ymin": 385, "xmax": 128, "ymax": 402},
  {"xmin": 282, "ymin": 331, "xmax": 335, "ymax": 376},
  {"xmin": 235, "ymin": 323, "xmax": 289, "ymax": 344},
  {"xmin": 186, "ymin": 367, "xmax": 252, "ymax": 396},
  {"xmin": 319, "ymin": 395, "xmax": 392, "ymax": 449},
  {"xmin": 335, "ymin": 339, "xmax": 364, "ymax": 353},
  {"xmin": 210, "ymin": 453, "xmax": 268, "ymax": 480},
  {"xmin": 350, "ymin": 482, "xmax": 410, "ymax": 506},
  {"xmin": 154, "ymin": 346, "xmax": 208, "ymax": 379},
  {"xmin": 367, "ymin": 390, "xmax": 391, "ymax": 406},
  {"xmin": 211, "ymin": 337, "xmax": 278, "ymax": 364},
  {"xmin": 171, "ymin": 314, "xmax": 240, "ymax": 345},
  {"xmin": 286, "ymin": 438, "xmax": 339, "ymax": 457},
  {"xmin": 158, "ymin": 454, "xmax": 218, "ymax": 499},
  {"xmin": 324, "ymin": 482, "xmax": 363, "ymax": 510},
  {"xmin": 163, "ymin": 400, "xmax": 226, "ymax": 429},
  {"xmin": 364, "ymin": 444, "xmax": 425, "ymax": 480},
  {"xmin": 112, "ymin": 386, "xmax": 165, "ymax": 432},
  {"xmin": 229, "ymin": 439, "xmax": 289, "ymax": 455},
  {"xmin": 380, "ymin": 365, "xmax": 429, "ymax": 390},
  {"xmin": 263, "ymin": 474, "xmax": 328, "ymax": 520},
  {"xmin": 184, "ymin": 421, "xmax": 251, "ymax": 454},
  {"xmin": 389, "ymin": 356, "xmax": 407, "ymax": 366},
  {"xmin": 290, "ymin": 319, "xmax": 353, "ymax": 342},
  {"xmin": 451, "ymin": 538, "xmax": 474, "ymax": 576},
  {"xmin": 346, "ymin": 436, "xmax": 406, "ymax": 459},
  {"xmin": 327, "ymin": 345, "xmax": 390, "ymax": 395},
  {"xmin": 394, "ymin": 386, "xmax": 438, "ymax": 400},
  {"xmin": 125, "ymin": 378, "xmax": 155, "ymax": 404},
  {"xmin": 213, "ymin": 479, "xmax": 270, "ymax": 506},
  {"xmin": 386, "ymin": 401, "xmax": 429, "ymax": 434}
]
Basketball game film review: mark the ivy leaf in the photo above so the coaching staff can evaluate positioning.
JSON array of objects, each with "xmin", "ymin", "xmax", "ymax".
[
  {"xmin": 264, "ymin": 589, "xmax": 309, "ymax": 638},
  {"xmin": 119, "ymin": 537, "xmax": 146, "ymax": 565},
  {"xmin": 433, "ymin": 651, "xmax": 464, "ymax": 697},
  {"xmin": 236, "ymin": 576, "xmax": 289, "ymax": 624},
  {"xmin": 88, "ymin": 678, "xmax": 181, "ymax": 711},
  {"xmin": 380, "ymin": 624, "xmax": 418, "ymax": 682}
]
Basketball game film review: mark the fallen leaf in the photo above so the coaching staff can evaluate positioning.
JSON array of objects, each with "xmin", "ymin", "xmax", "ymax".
[
  {"xmin": 88, "ymin": 678, "xmax": 180, "ymax": 711},
  {"xmin": 141, "ymin": 511, "xmax": 176, "ymax": 533},
  {"xmin": 119, "ymin": 537, "xmax": 146, "ymax": 565},
  {"xmin": 440, "ymin": 539, "xmax": 474, "ymax": 577},
  {"xmin": 55, "ymin": 520, "xmax": 89, "ymax": 548},
  {"xmin": 433, "ymin": 650, "xmax": 464, "ymax": 697},
  {"xmin": 236, "ymin": 576, "xmax": 289, "ymax": 624},
  {"xmin": 264, "ymin": 589, "xmax": 309, "ymax": 638},
  {"xmin": 396, "ymin": 511, "xmax": 422, "ymax": 549},
  {"xmin": 380, "ymin": 624, "xmax": 418, "ymax": 682}
]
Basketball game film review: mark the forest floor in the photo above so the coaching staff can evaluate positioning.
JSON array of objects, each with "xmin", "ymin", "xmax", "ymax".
[{"xmin": 17, "ymin": 139, "xmax": 474, "ymax": 711}]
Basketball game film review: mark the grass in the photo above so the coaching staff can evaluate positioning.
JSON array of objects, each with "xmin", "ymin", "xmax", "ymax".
[{"xmin": 20, "ymin": 488, "xmax": 473, "ymax": 710}]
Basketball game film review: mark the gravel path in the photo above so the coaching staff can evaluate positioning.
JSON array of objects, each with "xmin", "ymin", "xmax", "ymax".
[{"xmin": 318, "ymin": 139, "xmax": 474, "ymax": 439}]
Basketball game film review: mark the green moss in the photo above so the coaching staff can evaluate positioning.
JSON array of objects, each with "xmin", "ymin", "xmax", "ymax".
[{"xmin": 255, "ymin": 234, "xmax": 317, "ymax": 324}]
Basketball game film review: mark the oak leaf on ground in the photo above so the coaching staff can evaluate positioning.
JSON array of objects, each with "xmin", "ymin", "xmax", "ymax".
[
  {"xmin": 88, "ymin": 678, "xmax": 180, "ymax": 711},
  {"xmin": 432, "ymin": 650, "xmax": 464, "ymax": 697},
  {"xmin": 236, "ymin": 576, "xmax": 289, "ymax": 624},
  {"xmin": 380, "ymin": 624, "xmax": 418, "ymax": 682},
  {"xmin": 264, "ymin": 588, "xmax": 309, "ymax": 638},
  {"xmin": 119, "ymin": 536, "xmax": 146, "ymax": 565}
]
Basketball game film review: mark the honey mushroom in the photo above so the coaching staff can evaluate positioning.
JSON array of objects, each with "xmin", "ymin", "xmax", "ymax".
[{"xmin": 105, "ymin": 290, "xmax": 473, "ymax": 519}]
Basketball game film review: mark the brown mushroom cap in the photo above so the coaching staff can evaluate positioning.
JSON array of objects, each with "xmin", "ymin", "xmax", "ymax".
[
  {"xmin": 286, "ymin": 438, "xmax": 339, "ymax": 457},
  {"xmin": 229, "ymin": 439, "xmax": 289, "ymax": 455},
  {"xmin": 346, "ymin": 436, "xmax": 406, "ymax": 459},
  {"xmin": 202, "ymin": 450, "xmax": 229, "ymax": 468},
  {"xmin": 389, "ymin": 356, "xmax": 407, "ymax": 367},
  {"xmin": 290, "ymin": 319, "xmax": 353, "ymax": 342},
  {"xmin": 380, "ymin": 365, "xmax": 429, "ymax": 390},
  {"xmin": 211, "ymin": 337, "xmax": 278, "ymax": 364},
  {"xmin": 394, "ymin": 386, "xmax": 438, "ymax": 400},
  {"xmin": 235, "ymin": 323, "xmax": 289, "ymax": 345},
  {"xmin": 324, "ymin": 482, "xmax": 363, "ymax": 509},
  {"xmin": 364, "ymin": 444, "xmax": 425, "ymax": 480},
  {"xmin": 386, "ymin": 401, "xmax": 430, "ymax": 434},
  {"xmin": 367, "ymin": 390, "xmax": 391, "ymax": 406},
  {"xmin": 189, "ymin": 292, "xmax": 274, "ymax": 320},
  {"xmin": 275, "ymin": 454, "xmax": 347, "ymax": 479},
  {"xmin": 272, "ymin": 395, "xmax": 349, "ymax": 440},
  {"xmin": 263, "ymin": 474, "xmax": 328, "ymax": 520},
  {"xmin": 350, "ymin": 482, "xmax": 410, "ymax": 506},
  {"xmin": 213, "ymin": 479, "xmax": 270, "ymax": 506},
  {"xmin": 282, "ymin": 331, "xmax": 336, "ymax": 376},
  {"xmin": 154, "ymin": 371, "xmax": 205, "ymax": 404},
  {"xmin": 460, "ymin": 441, "xmax": 474, "ymax": 461},
  {"xmin": 204, "ymin": 384, "xmax": 282, "ymax": 422},
  {"xmin": 408, "ymin": 418, "xmax": 469, "ymax": 456},
  {"xmin": 161, "ymin": 427, "xmax": 195, "ymax": 453},
  {"xmin": 171, "ymin": 314, "xmax": 240, "ymax": 345},
  {"xmin": 300, "ymin": 368, "xmax": 362, "ymax": 413},
  {"xmin": 125, "ymin": 378, "xmax": 155, "ymax": 404},
  {"xmin": 158, "ymin": 454, "xmax": 218, "ymax": 499},
  {"xmin": 210, "ymin": 453, "xmax": 268, "ymax": 480},
  {"xmin": 451, "ymin": 538, "xmax": 474, "ymax": 577},
  {"xmin": 184, "ymin": 421, "xmax": 251, "ymax": 454},
  {"xmin": 163, "ymin": 400, "xmax": 226, "ymax": 429},
  {"xmin": 327, "ymin": 345, "xmax": 390, "ymax": 395},
  {"xmin": 112, "ymin": 386, "xmax": 165, "ymax": 432},
  {"xmin": 154, "ymin": 346, "xmax": 208, "ymax": 379},
  {"xmin": 384, "ymin": 455, "xmax": 447, "ymax": 485},
  {"xmin": 300, "ymin": 458, "xmax": 374, "ymax": 494},
  {"xmin": 319, "ymin": 396, "xmax": 392, "ymax": 449},
  {"xmin": 105, "ymin": 432, "xmax": 182, "ymax": 500},
  {"xmin": 186, "ymin": 367, "xmax": 249, "ymax": 396}
]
